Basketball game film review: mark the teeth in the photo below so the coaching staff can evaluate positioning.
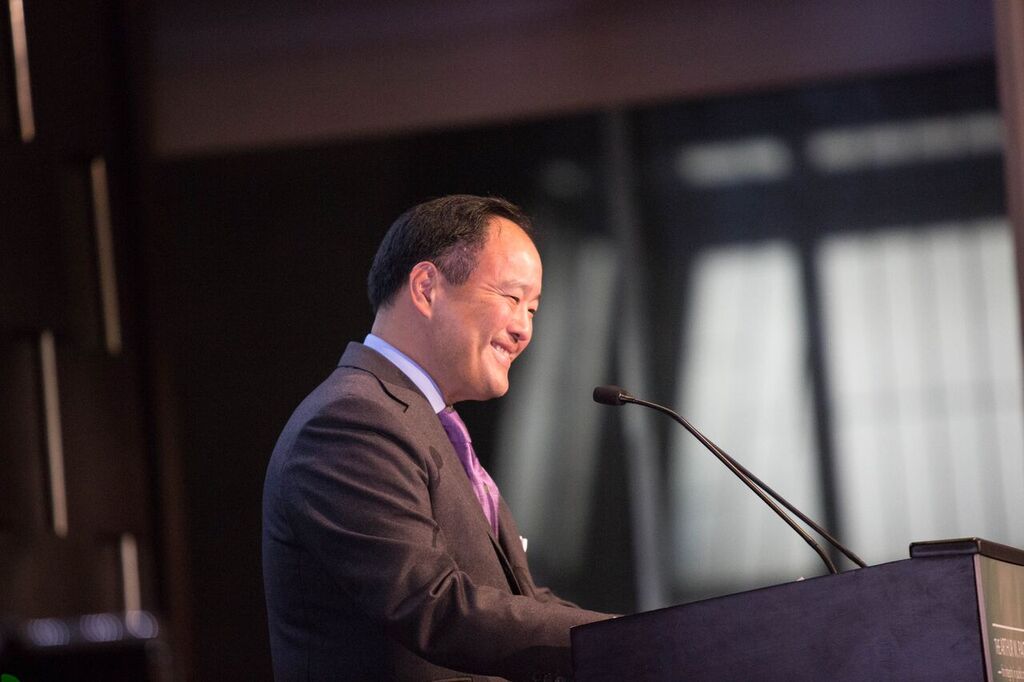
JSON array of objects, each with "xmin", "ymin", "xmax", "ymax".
[{"xmin": 492, "ymin": 343, "xmax": 511, "ymax": 358}]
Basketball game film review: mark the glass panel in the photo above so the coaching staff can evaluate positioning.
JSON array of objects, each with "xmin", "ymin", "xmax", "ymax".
[
  {"xmin": 818, "ymin": 219, "xmax": 1024, "ymax": 563},
  {"xmin": 670, "ymin": 241, "xmax": 822, "ymax": 594}
]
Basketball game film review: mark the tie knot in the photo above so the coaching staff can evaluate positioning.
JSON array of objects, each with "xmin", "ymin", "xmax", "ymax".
[{"xmin": 438, "ymin": 407, "xmax": 472, "ymax": 444}]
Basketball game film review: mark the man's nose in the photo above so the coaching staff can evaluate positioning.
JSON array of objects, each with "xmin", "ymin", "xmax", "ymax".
[{"xmin": 508, "ymin": 307, "xmax": 532, "ymax": 345}]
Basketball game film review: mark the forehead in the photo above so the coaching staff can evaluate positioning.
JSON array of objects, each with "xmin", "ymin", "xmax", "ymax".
[
  {"xmin": 478, "ymin": 217, "xmax": 542, "ymax": 278},
  {"xmin": 482, "ymin": 216, "xmax": 537, "ymax": 254}
]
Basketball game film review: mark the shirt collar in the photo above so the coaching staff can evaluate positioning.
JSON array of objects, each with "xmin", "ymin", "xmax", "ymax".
[{"xmin": 363, "ymin": 333, "xmax": 447, "ymax": 413}]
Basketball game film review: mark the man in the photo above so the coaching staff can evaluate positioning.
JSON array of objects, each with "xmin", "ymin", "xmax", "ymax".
[{"xmin": 262, "ymin": 195, "xmax": 612, "ymax": 681}]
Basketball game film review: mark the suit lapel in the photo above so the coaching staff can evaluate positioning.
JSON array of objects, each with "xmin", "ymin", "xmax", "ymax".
[{"xmin": 492, "ymin": 502, "xmax": 526, "ymax": 595}]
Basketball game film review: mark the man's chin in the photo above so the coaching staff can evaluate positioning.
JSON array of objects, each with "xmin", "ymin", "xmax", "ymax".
[
  {"xmin": 455, "ymin": 380, "xmax": 509, "ymax": 403},
  {"xmin": 484, "ymin": 377, "xmax": 510, "ymax": 400}
]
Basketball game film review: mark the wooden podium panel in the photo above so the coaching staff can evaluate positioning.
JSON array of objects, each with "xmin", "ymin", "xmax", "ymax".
[{"xmin": 572, "ymin": 539, "xmax": 1024, "ymax": 681}]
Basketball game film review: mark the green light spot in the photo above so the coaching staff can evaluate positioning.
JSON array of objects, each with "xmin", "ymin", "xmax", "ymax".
[{"xmin": 1, "ymin": 674, "xmax": 21, "ymax": 682}]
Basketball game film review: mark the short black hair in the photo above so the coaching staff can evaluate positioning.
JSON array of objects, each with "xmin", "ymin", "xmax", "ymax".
[{"xmin": 367, "ymin": 195, "xmax": 533, "ymax": 313}]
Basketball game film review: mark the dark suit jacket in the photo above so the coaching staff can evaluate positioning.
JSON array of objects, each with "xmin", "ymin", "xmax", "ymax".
[{"xmin": 262, "ymin": 343, "xmax": 608, "ymax": 681}]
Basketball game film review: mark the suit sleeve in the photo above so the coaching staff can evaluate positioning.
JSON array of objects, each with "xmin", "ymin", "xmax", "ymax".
[{"xmin": 278, "ymin": 394, "xmax": 610, "ymax": 681}]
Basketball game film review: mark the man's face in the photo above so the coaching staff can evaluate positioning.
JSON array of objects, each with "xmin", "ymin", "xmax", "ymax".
[{"xmin": 430, "ymin": 217, "xmax": 542, "ymax": 404}]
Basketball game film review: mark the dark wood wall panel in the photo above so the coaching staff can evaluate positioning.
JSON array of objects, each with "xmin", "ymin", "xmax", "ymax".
[
  {"xmin": 0, "ymin": 0, "xmax": 16, "ymax": 138},
  {"xmin": 56, "ymin": 162, "xmax": 105, "ymax": 350},
  {"xmin": 0, "ymin": 0, "xmax": 159, "ymax": 674},
  {"xmin": 0, "ymin": 152, "xmax": 63, "ymax": 331},
  {"xmin": 0, "ymin": 336, "xmax": 48, "ymax": 534},
  {"xmin": 58, "ymin": 346, "xmax": 149, "ymax": 537},
  {"xmin": 22, "ymin": 0, "xmax": 114, "ymax": 153},
  {"xmin": 0, "ymin": 535, "xmax": 122, "ymax": 618}
]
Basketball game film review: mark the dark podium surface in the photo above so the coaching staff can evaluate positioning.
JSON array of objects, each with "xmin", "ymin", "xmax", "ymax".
[{"xmin": 571, "ymin": 538, "xmax": 1024, "ymax": 681}]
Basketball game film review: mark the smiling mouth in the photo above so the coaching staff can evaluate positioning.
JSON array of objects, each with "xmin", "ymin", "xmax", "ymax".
[{"xmin": 491, "ymin": 342, "xmax": 513, "ymax": 364}]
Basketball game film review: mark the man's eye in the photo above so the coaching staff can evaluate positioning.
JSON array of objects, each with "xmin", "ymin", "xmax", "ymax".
[{"xmin": 507, "ymin": 295, "xmax": 520, "ymax": 304}]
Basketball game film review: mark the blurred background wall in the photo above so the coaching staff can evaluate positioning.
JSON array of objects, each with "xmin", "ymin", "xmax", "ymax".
[{"xmin": 3, "ymin": 0, "xmax": 1023, "ymax": 679}]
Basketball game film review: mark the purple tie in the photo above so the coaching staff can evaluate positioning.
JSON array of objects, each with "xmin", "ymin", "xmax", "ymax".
[{"xmin": 437, "ymin": 407, "xmax": 500, "ymax": 536}]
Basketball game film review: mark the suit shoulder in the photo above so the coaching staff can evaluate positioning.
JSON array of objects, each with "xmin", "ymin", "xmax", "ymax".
[
  {"xmin": 270, "ymin": 365, "xmax": 433, "ymax": 464},
  {"xmin": 312, "ymin": 364, "xmax": 421, "ymax": 426}
]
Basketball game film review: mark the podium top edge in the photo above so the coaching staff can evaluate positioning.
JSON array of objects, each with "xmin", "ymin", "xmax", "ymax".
[{"xmin": 910, "ymin": 537, "xmax": 1024, "ymax": 565}]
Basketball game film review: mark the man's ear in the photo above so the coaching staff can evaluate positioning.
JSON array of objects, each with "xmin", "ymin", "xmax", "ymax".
[{"xmin": 407, "ymin": 261, "xmax": 440, "ymax": 317}]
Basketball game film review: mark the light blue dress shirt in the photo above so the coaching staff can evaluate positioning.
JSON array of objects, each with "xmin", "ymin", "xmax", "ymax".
[{"xmin": 363, "ymin": 333, "xmax": 447, "ymax": 413}]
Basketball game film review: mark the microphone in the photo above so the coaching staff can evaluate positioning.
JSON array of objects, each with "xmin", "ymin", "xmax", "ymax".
[
  {"xmin": 593, "ymin": 385, "xmax": 866, "ymax": 574},
  {"xmin": 592, "ymin": 385, "xmax": 633, "ymax": 405}
]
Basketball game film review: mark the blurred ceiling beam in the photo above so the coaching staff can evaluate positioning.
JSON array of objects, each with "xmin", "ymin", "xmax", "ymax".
[{"xmin": 146, "ymin": 0, "xmax": 993, "ymax": 157}]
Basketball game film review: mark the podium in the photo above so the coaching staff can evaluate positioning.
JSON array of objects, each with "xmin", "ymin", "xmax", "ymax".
[{"xmin": 571, "ymin": 538, "xmax": 1024, "ymax": 681}]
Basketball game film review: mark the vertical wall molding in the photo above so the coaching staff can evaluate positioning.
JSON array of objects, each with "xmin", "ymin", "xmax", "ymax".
[
  {"xmin": 39, "ymin": 330, "xmax": 68, "ymax": 537},
  {"xmin": 7, "ymin": 0, "xmax": 35, "ymax": 142},
  {"xmin": 994, "ymin": 0, "xmax": 1024, "ymax": 389},
  {"xmin": 120, "ymin": 532, "xmax": 142, "ymax": 613},
  {"xmin": 90, "ymin": 156, "xmax": 123, "ymax": 355}
]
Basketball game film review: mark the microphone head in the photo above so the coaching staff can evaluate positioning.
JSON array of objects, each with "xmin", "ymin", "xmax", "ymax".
[{"xmin": 593, "ymin": 385, "xmax": 633, "ymax": 406}]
